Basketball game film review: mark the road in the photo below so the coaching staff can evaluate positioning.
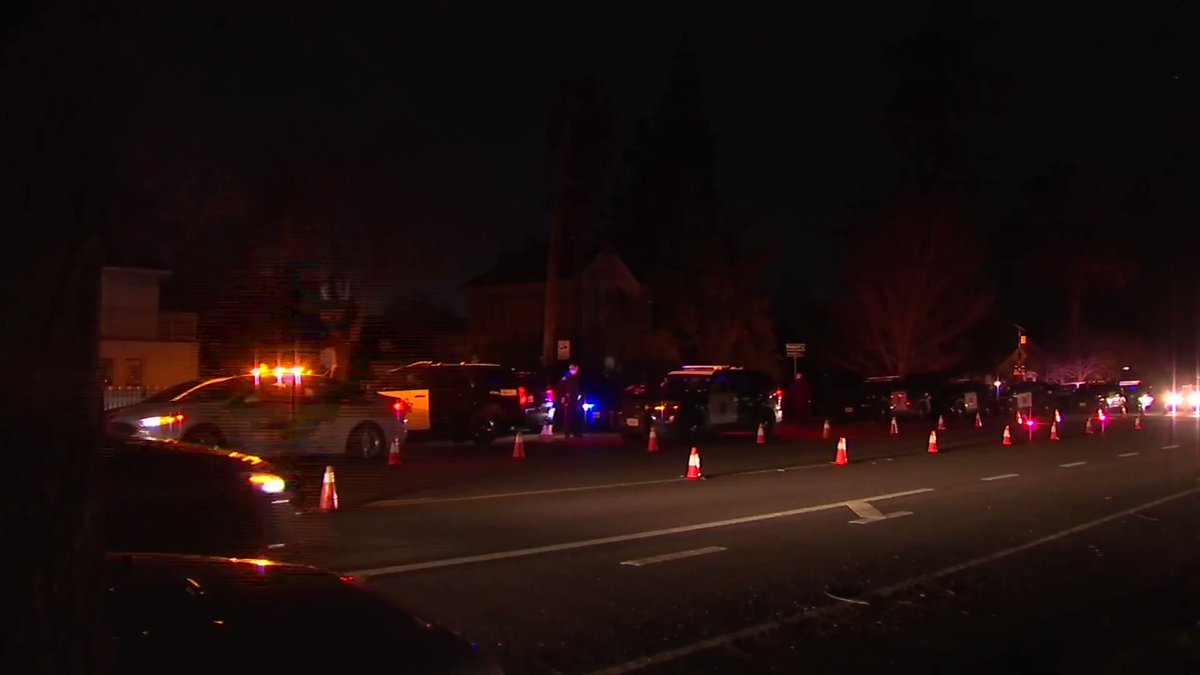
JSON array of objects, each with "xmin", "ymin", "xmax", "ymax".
[{"xmin": 279, "ymin": 413, "xmax": 1200, "ymax": 674}]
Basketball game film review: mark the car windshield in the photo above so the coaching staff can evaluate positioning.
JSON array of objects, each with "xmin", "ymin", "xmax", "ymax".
[{"xmin": 663, "ymin": 374, "xmax": 710, "ymax": 396}]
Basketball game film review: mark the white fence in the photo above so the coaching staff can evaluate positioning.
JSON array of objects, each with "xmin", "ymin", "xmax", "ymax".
[{"xmin": 104, "ymin": 386, "xmax": 164, "ymax": 411}]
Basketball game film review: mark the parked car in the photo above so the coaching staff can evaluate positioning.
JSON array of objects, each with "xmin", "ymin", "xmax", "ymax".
[
  {"xmin": 104, "ymin": 372, "xmax": 405, "ymax": 462},
  {"xmin": 514, "ymin": 369, "xmax": 555, "ymax": 433},
  {"xmin": 106, "ymin": 552, "xmax": 503, "ymax": 674},
  {"xmin": 375, "ymin": 362, "xmax": 525, "ymax": 445},
  {"xmin": 618, "ymin": 365, "xmax": 782, "ymax": 441},
  {"xmin": 100, "ymin": 437, "xmax": 302, "ymax": 558}
]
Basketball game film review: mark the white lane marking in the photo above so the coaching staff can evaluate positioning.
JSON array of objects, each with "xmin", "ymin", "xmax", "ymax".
[
  {"xmin": 1060, "ymin": 461, "xmax": 1088, "ymax": 468},
  {"xmin": 620, "ymin": 546, "xmax": 726, "ymax": 567},
  {"xmin": 824, "ymin": 591, "xmax": 869, "ymax": 606},
  {"xmin": 1163, "ymin": 444, "xmax": 1181, "ymax": 450},
  {"xmin": 365, "ymin": 477, "xmax": 680, "ymax": 507},
  {"xmin": 584, "ymin": 486, "xmax": 1200, "ymax": 675},
  {"xmin": 845, "ymin": 500, "xmax": 913, "ymax": 525},
  {"xmin": 347, "ymin": 488, "xmax": 934, "ymax": 578},
  {"xmin": 1118, "ymin": 452, "xmax": 1139, "ymax": 458},
  {"xmin": 981, "ymin": 473, "xmax": 1019, "ymax": 481}
]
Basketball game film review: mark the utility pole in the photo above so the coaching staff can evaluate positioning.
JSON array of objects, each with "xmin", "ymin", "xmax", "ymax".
[{"xmin": 542, "ymin": 123, "xmax": 572, "ymax": 369}]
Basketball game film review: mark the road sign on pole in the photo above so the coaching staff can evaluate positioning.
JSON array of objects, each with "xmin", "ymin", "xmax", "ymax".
[
  {"xmin": 785, "ymin": 343, "xmax": 806, "ymax": 377},
  {"xmin": 556, "ymin": 340, "xmax": 570, "ymax": 361}
]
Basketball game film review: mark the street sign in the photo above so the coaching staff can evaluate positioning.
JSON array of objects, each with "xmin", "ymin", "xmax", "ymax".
[
  {"xmin": 557, "ymin": 340, "xmax": 570, "ymax": 361},
  {"xmin": 785, "ymin": 343, "xmax": 806, "ymax": 358},
  {"xmin": 1015, "ymin": 392, "xmax": 1033, "ymax": 410}
]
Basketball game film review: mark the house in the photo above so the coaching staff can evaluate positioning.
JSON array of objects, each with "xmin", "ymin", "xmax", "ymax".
[
  {"xmin": 100, "ymin": 265, "xmax": 199, "ymax": 403},
  {"xmin": 462, "ymin": 241, "xmax": 651, "ymax": 370}
]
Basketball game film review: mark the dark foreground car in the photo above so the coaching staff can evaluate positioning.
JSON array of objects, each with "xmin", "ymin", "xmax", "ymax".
[
  {"xmin": 101, "ymin": 437, "xmax": 303, "ymax": 558},
  {"xmin": 107, "ymin": 552, "xmax": 503, "ymax": 675}
]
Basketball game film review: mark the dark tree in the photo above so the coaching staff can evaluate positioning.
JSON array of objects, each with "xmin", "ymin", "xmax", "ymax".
[
  {"xmin": 608, "ymin": 35, "xmax": 777, "ymax": 373},
  {"xmin": 1, "ymin": 2, "xmax": 127, "ymax": 672},
  {"xmin": 885, "ymin": 0, "xmax": 1006, "ymax": 197},
  {"xmin": 1018, "ymin": 165, "xmax": 1136, "ymax": 357},
  {"xmin": 829, "ymin": 192, "xmax": 992, "ymax": 377}
]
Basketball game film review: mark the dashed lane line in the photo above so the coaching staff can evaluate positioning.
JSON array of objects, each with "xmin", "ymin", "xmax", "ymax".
[
  {"xmin": 1118, "ymin": 452, "xmax": 1139, "ymax": 458},
  {"xmin": 981, "ymin": 473, "xmax": 1019, "ymax": 481},
  {"xmin": 1060, "ymin": 461, "xmax": 1088, "ymax": 468},
  {"xmin": 620, "ymin": 546, "xmax": 727, "ymax": 567}
]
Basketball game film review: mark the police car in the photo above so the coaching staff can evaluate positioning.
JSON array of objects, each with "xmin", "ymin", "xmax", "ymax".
[
  {"xmin": 104, "ymin": 366, "xmax": 406, "ymax": 462},
  {"xmin": 374, "ymin": 362, "xmax": 526, "ymax": 445},
  {"xmin": 619, "ymin": 365, "xmax": 783, "ymax": 440}
]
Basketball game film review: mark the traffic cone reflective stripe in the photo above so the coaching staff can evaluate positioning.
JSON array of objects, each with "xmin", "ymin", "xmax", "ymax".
[
  {"xmin": 1002, "ymin": 425, "xmax": 1012, "ymax": 446},
  {"xmin": 539, "ymin": 421, "xmax": 553, "ymax": 437},
  {"xmin": 822, "ymin": 420, "xmax": 832, "ymax": 440},
  {"xmin": 1050, "ymin": 421, "xmax": 1060, "ymax": 441},
  {"xmin": 1085, "ymin": 418, "xmax": 1094, "ymax": 435},
  {"xmin": 756, "ymin": 423, "xmax": 766, "ymax": 445},
  {"xmin": 927, "ymin": 430, "xmax": 938, "ymax": 454},
  {"xmin": 685, "ymin": 447, "xmax": 702, "ymax": 480},
  {"xmin": 512, "ymin": 432, "xmax": 526, "ymax": 459},
  {"xmin": 1054, "ymin": 409, "xmax": 1062, "ymax": 424},
  {"xmin": 1135, "ymin": 415, "xmax": 1143, "ymax": 430},
  {"xmin": 387, "ymin": 438, "xmax": 401, "ymax": 466},
  {"xmin": 937, "ymin": 415, "xmax": 946, "ymax": 431},
  {"xmin": 834, "ymin": 437, "xmax": 848, "ymax": 465},
  {"xmin": 647, "ymin": 427, "xmax": 659, "ymax": 453},
  {"xmin": 890, "ymin": 417, "xmax": 898, "ymax": 435},
  {"xmin": 975, "ymin": 412, "xmax": 982, "ymax": 428},
  {"xmin": 319, "ymin": 465, "xmax": 338, "ymax": 511}
]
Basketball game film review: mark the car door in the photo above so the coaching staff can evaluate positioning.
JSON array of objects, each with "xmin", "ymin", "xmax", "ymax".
[
  {"xmin": 377, "ymin": 370, "xmax": 431, "ymax": 432},
  {"xmin": 707, "ymin": 373, "xmax": 738, "ymax": 426}
]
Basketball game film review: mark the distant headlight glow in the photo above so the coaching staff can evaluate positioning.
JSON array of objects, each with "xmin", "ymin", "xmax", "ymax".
[{"xmin": 1165, "ymin": 392, "xmax": 1183, "ymax": 407}]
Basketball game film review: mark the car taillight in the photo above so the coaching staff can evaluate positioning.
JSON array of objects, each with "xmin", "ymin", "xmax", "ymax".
[
  {"xmin": 518, "ymin": 386, "xmax": 527, "ymax": 406},
  {"xmin": 247, "ymin": 473, "xmax": 287, "ymax": 494},
  {"xmin": 775, "ymin": 389, "xmax": 783, "ymax": 401},
  {"xmin": 545, "ymin": 388, "xmax": 555, "ymax": 402}
]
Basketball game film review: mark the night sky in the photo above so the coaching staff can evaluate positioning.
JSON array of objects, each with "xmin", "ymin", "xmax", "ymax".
[{"xmin": 118, "ymin": 1, "xmax": 1196, "ymax": 312}]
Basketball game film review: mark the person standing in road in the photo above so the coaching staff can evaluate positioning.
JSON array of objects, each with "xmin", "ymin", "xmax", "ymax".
[
  {"xmin": 560, "ymin": 363, "xmax": 584, "ymax": 438},
  {"xmin": 788, "ymin": 372, "xmax": 811, "ymax": 423}
]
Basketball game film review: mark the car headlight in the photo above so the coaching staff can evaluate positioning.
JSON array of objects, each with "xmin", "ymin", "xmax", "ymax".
[
  {"xmin": 1188, "ymin": 391, "xmax": 1200, "ymax": 408},
  {"xmin": 1165, "ymin": 392, "xmax": 1183, "ymax": 407},
  {"xmin": 1138, "ymin": 394, "xmax": 1153, "ymax": 409},
  {"xmin": 139, "ymin": 414, "xmax": 184, "ymax": 427}
]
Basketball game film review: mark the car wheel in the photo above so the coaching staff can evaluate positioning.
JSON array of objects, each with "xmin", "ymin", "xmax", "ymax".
[
  {"xmin": 182, "ymin": 425, "xmax": 225, "ymax": 448},
  {"xmin": 347, "ymin": 423, "xmax": 386, "ymax": 462},
  {"xmin": 471, "ymin": 416, "xmax": 498, "ymax": 446}
]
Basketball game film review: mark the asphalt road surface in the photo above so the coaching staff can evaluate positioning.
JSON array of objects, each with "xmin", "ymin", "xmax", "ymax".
[{"xmin": 280, "ymin": 413, "xmax": 1200, "ymax": 674}]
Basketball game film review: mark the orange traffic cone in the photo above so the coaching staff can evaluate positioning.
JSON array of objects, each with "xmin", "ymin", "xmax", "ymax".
[
  {"xmin": 756, "ymin": 423, "xmax": 766, "ymax": 445},
  {"xmin": 318, "ymin": 465, "xmax": 338, "ymax": 511},
  {"xmin": 539, "ymin": 421, "xmax": 553, "ymax": 438},
  {"xmin": 685, "ymin": 447, "xmax": 702, "ymax": 480},
  {"xmin": 647, "ymin": 427, "xmax": 659, "ymax": 453},
  {"xmin": 927, "ymin": 430, "xmax": 938, "ymax": 454},
  {"xmin": 387, "ymin": 437, "xmax": 401, "ymax": 466},
  {"xmin": 937, "ymin": 414, "xmax": 946, "ymax": 431},
  {"xmin": 1016, "ymin": 411, "xmax": 1024, "ymax": 426},
  {"xmin": 889, "ymin": 417, "xmax": 899, "ymax": 435},
  {"xmin": 822, "ymin": 419, "xmax": 832, "ymax": 440},
  {"xmin": 975, "ymin": 412, "xmax": 982, "ymax": 428},
  {"xmin": 1002, "ymin": 425, "xmax": 1012, "ymax": 446},
  {"xmin": 512, "ymin": 432, "xmax": 526, "ymax": 459},
  {"xmin": 1135, "ymin": 414, "xmax": 1143, "ymax": 431},
  {"xmin": 834, "ymin": 437, "xmax": 848, "ymax": 465},
  {"xmin": 1050, "ymin": 421, "xmax": 1060, "ymax": 441},
  {"xmin": 1085, "ymin": 417, "xmax": 1094, "ymax": 435}
]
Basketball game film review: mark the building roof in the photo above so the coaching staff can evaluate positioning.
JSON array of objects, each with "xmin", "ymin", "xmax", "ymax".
[{"xmin": 461, "ymin": 238, "xmax": 578, "ymax": 289}]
